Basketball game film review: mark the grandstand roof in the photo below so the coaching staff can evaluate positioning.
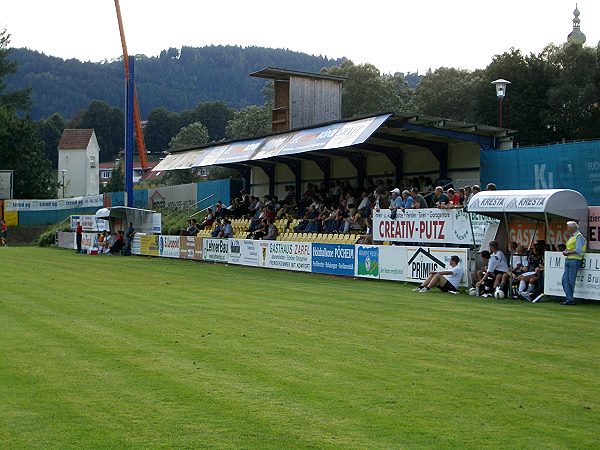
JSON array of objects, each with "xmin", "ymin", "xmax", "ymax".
[{"xmin": 152, "ymin": 112, "xmax": 516, "ymax": 173}]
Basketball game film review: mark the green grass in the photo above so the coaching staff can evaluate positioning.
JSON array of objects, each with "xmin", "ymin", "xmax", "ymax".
[{"xmin": 1, "ymin": 247, "xmax": 599, "ymax": 449}]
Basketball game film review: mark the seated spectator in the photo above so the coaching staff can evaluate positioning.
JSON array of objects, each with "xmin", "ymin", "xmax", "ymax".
[
  {"xmin": 415, "ymin": 255, "xmax": 463, "ymax": 294},
  {"xmin": 423, "ymin": 177, "xmax": 434, "ymax": 193},
  {"xmin": 357, "ymin": 217, "xmax": 373, "ymax": 245},
  {"xmin": 218, "ymin": 219, "xmax": 233, "ymax": 238},
  {"xmin": 211, "ymin": 219, "xmax": 223, "ymax": 237},
  {"xmin": 198, "ymin": 208, "xmax": 214, "ymax": 230},
  {"xmin": 214, "ymin": 201, "xmax": 226, "ymax": 219},
  {"xmin": 263, "ymin": 219, "xmax": 278, "ymax": 240},
  {"xmin": 180, "ymin": 219, "xmax": 196, "ymax": 236},
  {"xmin": 409, "ymin": 187, "xmax": 428, "ymax": 209},
  {"xmin": 249, "ymin": 219, "xmax": 268, "ymax": 239},
  {"xmin": 343, "ymin": 210, "xmax": 365, "ymax": 233},
  {"xmin": 108, "ymin": 231, "xmax": 125, "ymax": 255},
  {"xmin": 401, "ymin": 190, "xmax": 413, "ymax": 209},
  {"xmin": 283, "ymin": 185, "xmax": 296, "ymax": 204},
  {"xmin": 517, "ymin": 242, "xmax": 545, "ymax": 301},
  {"xmin": 99, "ymin": 230, "xmax": 112, "ymax": 254},
  {"xmin": 446, "ymin": 188, "xmax": 460, "ymax": 207}
]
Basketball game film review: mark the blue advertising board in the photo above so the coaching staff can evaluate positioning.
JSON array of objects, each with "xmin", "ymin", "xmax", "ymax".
[{"xmin": 311, "ymin": 243, "xmax": 355, "ymax": 276}]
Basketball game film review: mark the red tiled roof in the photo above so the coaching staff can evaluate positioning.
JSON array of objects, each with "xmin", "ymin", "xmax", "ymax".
[{"xmin": 58, "ymin": 129, "xmax": 94, "ymax": 150}]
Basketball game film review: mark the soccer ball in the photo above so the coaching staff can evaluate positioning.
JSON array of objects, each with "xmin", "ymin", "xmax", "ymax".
[
  {"xmin": 468, "ymin": 288, "xmax": 477, "ymax": 296},
  {"xmin": 494, "ymin": 288, "xmax": 505, "ymax": 299}
]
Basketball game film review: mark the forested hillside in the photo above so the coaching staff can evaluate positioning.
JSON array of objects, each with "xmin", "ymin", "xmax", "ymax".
[{"xmin": 5, "ymin": 45, "xmax": 346, "ymax": 120}]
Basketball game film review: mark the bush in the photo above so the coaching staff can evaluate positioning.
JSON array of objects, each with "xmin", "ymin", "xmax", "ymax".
[{"xmin": 37, "ymin": 217, "xmax": 71, "ymax": 247}]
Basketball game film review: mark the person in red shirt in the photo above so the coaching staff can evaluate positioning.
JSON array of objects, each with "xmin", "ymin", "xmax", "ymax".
[
  {"xmin": 75, "ymin": 220, "xmax": 83, "ymax": 253},
  {"xmin": 1, "ymin": 220, "xmax": 7, "ymax": 246}
]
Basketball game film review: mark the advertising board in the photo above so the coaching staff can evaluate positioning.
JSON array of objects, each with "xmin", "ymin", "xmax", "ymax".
[
  {"xmin": 179, "ymin": 236, "xmax": 197, "ymax": 260},
  {"xmin": 311, "ymin": 243, "xmax": 355, "ymax": 276},
  {"xmin": 355, "ymin": 245, "xmax": 380, "ymax": 279},
  {"xmin": 378, "ymin": 246, "xmax": 407, "ymax": 281},
  {"xmin": 402, "ymin": 247, "xmax": 469, "ymax": 286},
  {"xmin": 373, "ymin": 209, "xmax": 494, "ymax": 245},
  {"xmin": 259, "ymin": 241, "xmax": 311, "ymax": 272},
  {"xmin": 140, "ymin": 235, "xmax": 159, "ymax": 256},
  {"xmin": 202, "ymin": 238, "xmax": 229, "ymax": 262},
  {"xmin": 589, "ymin": 206, "xmax": 600, "ymax": 251},
  {"xmin": 228, "ymin": 239, "xmax": 260, "ymax": 266},
  {"xmin": 70, "ymin": 215, "xmax": 108, "ymax": 232},
  {"xmin": 544, "ymin": 251, "xmax": 600, "ymax": 301},
  {"xmin": 158, "ymin": 235, "xmax": 180, "ymax": 258}
]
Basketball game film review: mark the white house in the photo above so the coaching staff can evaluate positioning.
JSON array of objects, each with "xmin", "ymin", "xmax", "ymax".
[{"xmin": 57, "ymin": 129, "xmax": 100, "ymax": 198}]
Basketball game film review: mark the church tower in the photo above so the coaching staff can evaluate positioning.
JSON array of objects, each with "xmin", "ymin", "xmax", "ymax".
[{"xmin": 567, "ymin": 4, "xmax": 586, "ymax": 45}]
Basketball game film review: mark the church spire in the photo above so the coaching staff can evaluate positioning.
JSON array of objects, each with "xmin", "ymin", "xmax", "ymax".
[{"xmin": 567, "ymin": 4, "xmax": 587, "ymax": 45}]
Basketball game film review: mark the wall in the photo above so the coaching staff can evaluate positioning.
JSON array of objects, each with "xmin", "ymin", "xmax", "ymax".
[
  {"xmin": 480, "ymin": 140, "xmax": 600, "ymax": 205},
  {"xmin": 289, "ymin": 77, "xmax": 341, "ymax": 129},
  {"xmin": 57, "ymin": 136, "xmax": 100, "ymax": 198}
]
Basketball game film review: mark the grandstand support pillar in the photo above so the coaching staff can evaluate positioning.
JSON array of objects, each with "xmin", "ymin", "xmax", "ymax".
[
  {"xmin": 232, "ymin": 165, "xmax": 252, "ymax": 193},
  {"xmin": 295, "ymin": 154, "xmax": 330, "ymax": 190},
  {"xmin": 428, "ymin": 144, "xmax": 448, "ymax": 180},
  {"xmin": 244, "ymin": 161, "xmax": 276, "ymax": 197},
  {"xmin": 347, "ymin": 154, "xmax": 367, "ymax": 191}
]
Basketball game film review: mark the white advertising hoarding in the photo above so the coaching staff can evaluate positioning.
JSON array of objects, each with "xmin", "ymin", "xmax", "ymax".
[
  {"xmin": 228, "ymin": 239, "xmax": 260, "ymax": 266},
  {"xmin": 70, "ymin": 215, "xmax": 108, "ymax": 232},
  {"xmin": 373, "ymin": 209, "xmax": 495, "ymax": 245},
  {"xmin": 202, "ymin": 238, "xmax": 229, "ymax": 262},
  {"xmin": 544, "ymin": 251, "xmax": 600, "ymax": 301},
  {"xmin": 379, "ymin": 246, "xmax": 407, "ymax": 281},
  {"xmin": 258, "ymin": 241, "xmax": 311, "ymax": 272},
  {"xmin": 158, "ymin": 235, "xmax": 181, "ymax": 258},
  {"xmin": 5, "ymin": 195, "xmax": 104, "ymax": 211},
  {"xmin": 402, "ymin": 247, "xmax": 470, "ymax": 286}
]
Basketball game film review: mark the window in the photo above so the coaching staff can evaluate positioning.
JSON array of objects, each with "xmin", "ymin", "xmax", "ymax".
[{"xmin": 89, "ymin": 155, "xmax": 97, "ymax": 168}]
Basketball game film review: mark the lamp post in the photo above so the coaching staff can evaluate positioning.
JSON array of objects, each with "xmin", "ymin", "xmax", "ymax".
[
  {"xmin": 60, "ymin": 169, "xmax": 67, "ymax": 198},
  {"xmin": 491, "ymin": 79, "xmax": 511, "ymax": 128}
]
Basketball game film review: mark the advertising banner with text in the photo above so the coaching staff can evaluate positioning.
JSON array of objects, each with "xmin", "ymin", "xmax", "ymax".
[
  {"xmin": 202, "ymin": 238, "xmax": 229, "ymax": 262},
  {"xmin": 311, "ymin": 243, "xmax": 355, "ymax": 276},
  {"xmin": 544, "ymin": 251, "xmax": 600, "ymax": 301},
  {"xmin": 140, "ymin": 235, "xmax": 159, "ymax": 256},
  {"xmin": 378, "ymin": 246, "xmax": 407, "ymax": 281},
  {"xmin": 228, "ymin": 239, "xmax": 260, "ymax": 266},
  {"xmin": 589, "ymin": 206, "xmax": 600, "ymax": 251},
  {"xmin": 402, "ymin": 247, "xmax": 469, "ymax": 286},
  {"xmin": 158, "ymin": 235, "xmax": 181, "ymax": 258},
  {"xmin": 258, "ymin": 241, "xmax": 312, "ymax": 272},
  {"xmin": 373, "ymin": 209, "xmax": 494, "ymax": 245},
  {"xmin": 179, "ymin": 236, "xmax": 198, "ymax": 260}
]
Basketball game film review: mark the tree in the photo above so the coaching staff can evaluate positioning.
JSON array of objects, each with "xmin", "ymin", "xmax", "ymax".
[
  {"xmin": 413, "ymin": 67, "xmax": 481, "ymax": 122},
  {"xmin": 178, "ymin": 101, "xmax": 234, "ymax": 142},
  {"xmin": 0, "ymin": 29, "xmax": 56, "ymax": 198},
  {"xmin": 37, "ymin": 113, "xmax": 66, "ymax": 168},
  {"xmin": 0, "ymin": 29, "xmax": 30, "ymax": 111},
  {"xmin": 162, "ymin": 122, "xmax": 210, "ymax": 186},
  {"xmin": 168, "ymin": 121, "xmax": 209, "ymax": 151},
  {"xmin": 144, "ymin": 107, "xmax": 180, "ymax": 153},
  {"xmin": 321, "ymin": 60, "xmax": 412, "ymax": 118},
  {"xmin": 0, "ymin": 108, "xmax": 57, "ymax": 198},
  {"xmin": 103, "ymin": 162, "xmax": 124, "ymax": 193},
  {"xmin": 225, "ymin": 105, "xmax": 271, "ymax": 139},
  {"xmin": 69, "ymin": 100, "xmax": 124, "ymax": 162}
]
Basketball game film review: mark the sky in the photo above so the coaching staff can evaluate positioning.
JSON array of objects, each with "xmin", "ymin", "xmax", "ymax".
[{"xmin": 2, "ymin": 0, "xmax": 599, "ymax": 74}]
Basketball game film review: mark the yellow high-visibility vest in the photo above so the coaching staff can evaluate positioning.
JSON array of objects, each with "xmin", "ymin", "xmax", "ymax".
[{"xmin": 566, "ymin": 231, "xmax": 586, "ymax": 260}]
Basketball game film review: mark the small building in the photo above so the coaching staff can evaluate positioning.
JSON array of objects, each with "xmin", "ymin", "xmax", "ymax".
[
  {"xmin": 57, "ymin": 129, "xmax": 100, "ymax": 198},
  {"xmin": 99, "ymin": 160, "xmax": 161, "ymax": 187}
]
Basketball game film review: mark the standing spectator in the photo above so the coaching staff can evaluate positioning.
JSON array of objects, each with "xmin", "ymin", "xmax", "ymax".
[
  {"xmin": 401, "ymin": 190, "xmax": 414, "ymax": 209},
  {"xmin": 373, "ymin": 188, "xmax": 390, "ymax": 211},
  {"xmin": 0, "ymin": 220, "xmax": 7, "ymax": 246},
  {"xmin": 486, "ymin": 183, "xmax": 497, "ymax": 191},
  {"xmin": 124, "ymin": 222, "xmax": 135, "ymax": 256},
  {"xmin": 429, "ymin": 186, "xmax": 450, "ymax": 208},
  {"xmin": 561, "ymin": 221, "xmax": 587, "ymax": 305},
  {"xmin": 466, "ymin": 185, "xmax": 481, "ymax": 207},
  {"xmin": 75, "ymin": 220, "xmax": 83, "ymax": 253},
  {"xmin": 410, "ymin": 187, "xmax": 428, "ymax": 209}
]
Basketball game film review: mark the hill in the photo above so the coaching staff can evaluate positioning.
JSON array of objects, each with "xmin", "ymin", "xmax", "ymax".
[{"xmin": 5, "ymin": 45, "xmax": 346, "ymax": 120}]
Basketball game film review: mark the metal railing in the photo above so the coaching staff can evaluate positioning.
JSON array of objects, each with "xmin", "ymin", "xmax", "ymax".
[{"xmin": 189, "ymin": 194, "xmax": 215, "ymax": 219}]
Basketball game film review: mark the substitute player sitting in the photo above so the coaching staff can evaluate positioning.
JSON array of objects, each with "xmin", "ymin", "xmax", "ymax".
[{"xmin": 414, "ymin": 255, "xmax": 464, "ymax": 294}]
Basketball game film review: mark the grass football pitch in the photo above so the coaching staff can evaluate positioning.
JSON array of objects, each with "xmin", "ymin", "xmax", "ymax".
[{"xmin": 1, "ymin": 247, "xmax": 599, "ymax": 449}]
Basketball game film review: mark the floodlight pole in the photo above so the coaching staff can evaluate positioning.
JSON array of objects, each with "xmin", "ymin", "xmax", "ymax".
[
  {"xmin": 491, "ymin": 79, "xmax": 511, "ymax": 128},
  {"xmin": 125, "ymin": 56, "xmax": 134, "ymax": 207}
]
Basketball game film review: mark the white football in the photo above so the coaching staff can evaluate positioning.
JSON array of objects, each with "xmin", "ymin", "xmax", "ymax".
[
  {"xmin": 494, "ymin": 289, "xmax": 505, "ymax": 299},
  {"xmin": 468, "ymin": 288, "xmax": 477, "ymax": 296}
]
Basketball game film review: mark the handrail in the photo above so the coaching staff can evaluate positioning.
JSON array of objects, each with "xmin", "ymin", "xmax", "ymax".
[{"xmin": 189, "ymin": 194, "xmax": 215, "ymax": 219}]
